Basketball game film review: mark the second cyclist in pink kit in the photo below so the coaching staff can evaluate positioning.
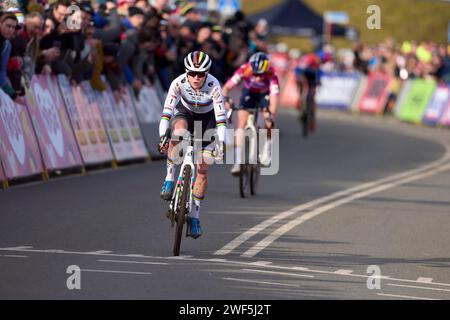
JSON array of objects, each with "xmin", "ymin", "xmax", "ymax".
[{"xmin": 222, "ymin": 52, "xmax": 280, "ymax": 175}]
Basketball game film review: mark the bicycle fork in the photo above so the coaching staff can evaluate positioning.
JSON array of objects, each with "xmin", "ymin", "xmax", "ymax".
[
  {"xmin": 245, "ymin": 114, "xmax": 259, "ymax": 165},
  {"xmin": 168, "ymin": 145, "xmax": 195, "ymax": 226}
]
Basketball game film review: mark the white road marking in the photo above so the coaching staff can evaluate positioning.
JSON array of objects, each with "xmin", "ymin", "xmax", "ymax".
[
  {"xmin": 214, "ymin": 146, "xmax": 450, "ymax": 256},
  {"xmin": 417, "ymin": 277, "xmax": 433, "ymax": 284},
  {"xmin": 2, "ymin": 255, "xmax": 28, "ymax": 258},
  {"xmin": 166, "ymin": 255, "xmax": 193, "ymax": 259},
  {"xmin": 222, "ymin": 277, "xmax": 300, "ymax": 287},
  {"xmin": 87, "ymin": 251, "xmax": 112, "ymax": 254},
  {"xmin": 292, "ymin": 267, "xmax": 309, "ymax": 271},
  {"xmin": 98, "ymin": 259, "xmax": 169, "ymax": 265},
  {"xmin": 1, "ymin": 246, "xmax": 450, "ymax": 289},
  {"xmin": 207, "ymin": 258, "xmax": 228, "ymax": 262},
  {"xmin": 81, "ymin": 269, "xmax": 152, "ymax": 275},
  {"xmin": 242, "ymin": 162, "xmax": 450, "ymax": 258},
  {"xmin": 2, "ymin": 246, "xmax": 33, "ymax": 250},
  {"xmin": 334, "ymin": 269, "xmax": 354, "ymax": 275},
  {"xmin": 250, "ymin": 261, "xmax": 272, "ymax": 266},
  {"xmin": 387, "ymin": 283, "xmax": 450, "ymax": 293},
  {"xmin": 377, "ymin": 293, "xmax": 439, "ymax": 300},
  {"xmin": 242, "ymin": 268, "xmax": 314, "ymax": 278}
]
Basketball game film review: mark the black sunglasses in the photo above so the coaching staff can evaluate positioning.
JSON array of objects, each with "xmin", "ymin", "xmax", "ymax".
[{"xmin": 187, "ymin": 71, "xmax": 206, "ymax": 78}]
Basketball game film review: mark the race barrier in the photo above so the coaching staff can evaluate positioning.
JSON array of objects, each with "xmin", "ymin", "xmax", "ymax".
[
  {"xmin": 0, "ymin": 89, "xmax": 43, "ymax": 181},
  {"xmin": 357, "ymin": 72, "xmax": 392, "ymax": 115},
  {"xmin": 274, "ymin": 56, "xmax": 450, "ymax": 129},
  {"xmin": 0, "ymin": 161, "xmax": 5, "ymax": 189},
  {"xmin": 279, "ymin": 58, "xmax": 301, "ymax": 109},
  {"xmin": 95, "ymin": 83, "xmax": 148, "ymax": 162},
  {"xmin": 315, "ymin": 72, "xmax": 361, "ymax": 111},
  {"xmin": 95, "ymin": 87, "xmax": 132, "ymax": 162},
  {"xmin": 75, "ymin": 81, "xmax": 114, "ymax": 164},
  {"xmin": 349, "ymin": 75, "xmax": 368, "ymax": 112},
  {"xmin": 438, "ymin": 98, "xmax": 450, "ymax": 126},
  {"xmin": 393, "ymin": 80, "xmax": 413, "ymax": 119},
  {"xmin": 26, "ymin": 75, "xmax": 83, "ymax": 171},
  {"xmin": 130, "ymin": 84, "xmax": 164, "ymax": 158},
  {"xmin": 396, "ymin": 78, "xmax": 437, "ymax": 124},
  {"xmin": 2, "ymin": 57, "xmax": 450, "ymax": 188},
  {"xmin": 422, "ymin": 85, "xmax": 450, "ymax": 126},
  {"xmin": 120, "ymin": 87, "xmax": 149, "ymax": 160},
  {"xmin": 59, "ymin": 76, "xmax": 114, "ymax": 165},
  {"xmin": 0, "ymin": 72, "xmax": 166, "ymax": 186}
]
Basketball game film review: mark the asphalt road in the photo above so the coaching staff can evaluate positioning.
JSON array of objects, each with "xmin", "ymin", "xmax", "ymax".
[{"xmin": 1, "ymin": 108, "xmax": 450, "ymax": 300}]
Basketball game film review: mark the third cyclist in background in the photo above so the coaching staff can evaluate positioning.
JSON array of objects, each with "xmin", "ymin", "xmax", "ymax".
[{"xmin": 295, "ymin": 52, "xmax": 322, "ymax": 134}]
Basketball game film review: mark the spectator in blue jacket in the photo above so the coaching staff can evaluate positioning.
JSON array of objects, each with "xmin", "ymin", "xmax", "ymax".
[{"xmin": 0, "ymin": 13, "xmax": 18, "ymax": 96}]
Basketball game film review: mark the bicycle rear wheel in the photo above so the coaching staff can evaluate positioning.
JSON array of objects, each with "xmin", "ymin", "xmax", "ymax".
[
  {"xmin": 302, "ymin": 109, "xmax": 309, "ymax": 138},
  {"xmin": 306, "ymin": 90, "xmax": 316, "ymax": 136},
  {"xmin": 310, "ymin": 103, "xmax": 316, "ymax": 133},
  {"xmin": 173, "ymin": 166, "xmax": 191, "ymax": 256},
  {"xmin": 239, "ymin": 136, "xmax": 251, "ymax": 198},
  {"xmin": 250, "ymin": 164, "xmax": 260, "ymax": 195},
  {"xmin": 239, "ymin": 164, "xmax": 251, "ymax": 198}
]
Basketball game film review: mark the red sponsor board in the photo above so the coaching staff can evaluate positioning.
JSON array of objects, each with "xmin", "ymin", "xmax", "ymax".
[
  {"xmin": 0, "ymin": 90, "xmax": 43, "ymax": 179},
  {"xmin": 280, "ymin": 59, "xmax": 301, "ymax": 109},
  {"xmin": 77, "ymin": 81, "xmax": 114, "ymax": 163},
  {"xmin": 270, "ymin": 52, "xmax": 290, "ymax": 81},
  {"xmin": 358, "ymin": 72, "xmax": 392, "ymax": 114},
  {"xmin": 26, "ymin": 75, "xmax": 82, "ymax": 170}
]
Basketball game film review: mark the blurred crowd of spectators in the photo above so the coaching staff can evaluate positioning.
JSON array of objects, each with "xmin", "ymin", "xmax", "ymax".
[
  {"xmin": 290, "ymin": 38, "xmax": 450, "ymax": 113},
  {"xmin": 1, "ymin": 0, "xmax": 449, "ymax": 111},
  {"xmin": 301, "ymin": 38, "xmax": 450, "ymax": 85},
  {"xmin": 0, "ymin": 0, "xmax": 270, "ymax": 103},
  {"xmin": 352, "ymin": 38, "xmax": 450, "ymax": 84}
]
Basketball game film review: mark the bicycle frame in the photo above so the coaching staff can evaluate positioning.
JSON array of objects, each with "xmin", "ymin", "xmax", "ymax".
[
  {"xmin": 244, "ymin": 103, "xmax": 267, "ymax": 165},
  {"xmin": 245, "ymin": 112, "xmax": 259, "ymax": 165},
  {"xmin": 169, "ymin": 139, "xmax": 196, "ymax": 218}
]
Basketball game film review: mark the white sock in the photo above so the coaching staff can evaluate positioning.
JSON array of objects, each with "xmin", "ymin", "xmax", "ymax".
[
  {"xmin": 265, "ymin": 139, "xmax": 272, "ymax": 158},
  {"xmin": 235, "ymin": 147, "xmax": 242, "ymax": 165},
  {"xmin": 165, "ymin": 157, "xmax": 175, "ymax": 181},
  {"xmin": 191, "ymin": 194, "xmax": 204, "ymax": 219}
]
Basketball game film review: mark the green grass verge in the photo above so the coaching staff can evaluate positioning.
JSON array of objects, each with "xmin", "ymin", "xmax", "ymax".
[{"xmin": 242, "ymin": 0, "xmax": 450, "ymax": 49}]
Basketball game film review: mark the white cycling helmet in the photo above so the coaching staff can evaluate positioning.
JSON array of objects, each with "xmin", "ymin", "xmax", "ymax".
[{"xmin": 184, "ymin": 51, "xmax": 212, "ymax": 73}]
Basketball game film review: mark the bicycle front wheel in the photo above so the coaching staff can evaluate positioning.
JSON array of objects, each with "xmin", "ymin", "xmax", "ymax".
[
  {"xmin": 302, "ymin": 107, "xmax": 309, "ymax": 138},
  {"xmin": 250, "ymin": 164, "xmax": 260, "ymax": 195},
  {"xmin": 239, "ymin": 136, "xmax": 251, "ymax": 198},
  {"xmin": 173, "ymin": 166, "xmax": 191, "ymax": 256}
]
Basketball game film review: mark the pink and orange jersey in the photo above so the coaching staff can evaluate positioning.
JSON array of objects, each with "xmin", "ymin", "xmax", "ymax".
[{"xmin": 225, "ymin": 63, "xmax": 280, "ymax": 95}]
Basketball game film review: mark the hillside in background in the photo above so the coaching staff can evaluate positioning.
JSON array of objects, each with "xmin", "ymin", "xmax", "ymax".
[{"xmin": 241, "ymin": 0, "xmax": 450, "ymax": 50}]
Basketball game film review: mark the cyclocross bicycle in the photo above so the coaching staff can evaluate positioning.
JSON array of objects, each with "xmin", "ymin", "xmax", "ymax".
[
  {"xmin": 300, "ymin": 86, "xmax": 316, "ymax": 138},
  {"xmin": 160, "ymin": 129, "xmax": 218, "ymax": 256},
  {"xmin": 229, "ymin": 102, "xmax": 271, "ymax": 198}
]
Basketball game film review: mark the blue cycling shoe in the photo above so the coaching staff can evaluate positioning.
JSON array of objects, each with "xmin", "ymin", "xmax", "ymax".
[
  {"xmin": 160, "ymin": 180, "xmax": 174, "ymax": 201},
  {"xmin": 187, "ymin": 217, "xmax": 203, "ymax": 239}
]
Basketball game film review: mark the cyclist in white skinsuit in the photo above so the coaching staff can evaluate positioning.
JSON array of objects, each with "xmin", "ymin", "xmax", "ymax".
[{"xmin": 158, "ymin": 51, "xmax": 226, "ymax": 239}]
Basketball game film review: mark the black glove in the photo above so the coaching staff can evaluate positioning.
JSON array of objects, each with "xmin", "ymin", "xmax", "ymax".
[
  {"xmin": 213, "ymin": 141, "xmax": 224, "ymax": 161},
  {"xmin": 158, "ymin": 135, "xmax": 169, "ymax": 154}
]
